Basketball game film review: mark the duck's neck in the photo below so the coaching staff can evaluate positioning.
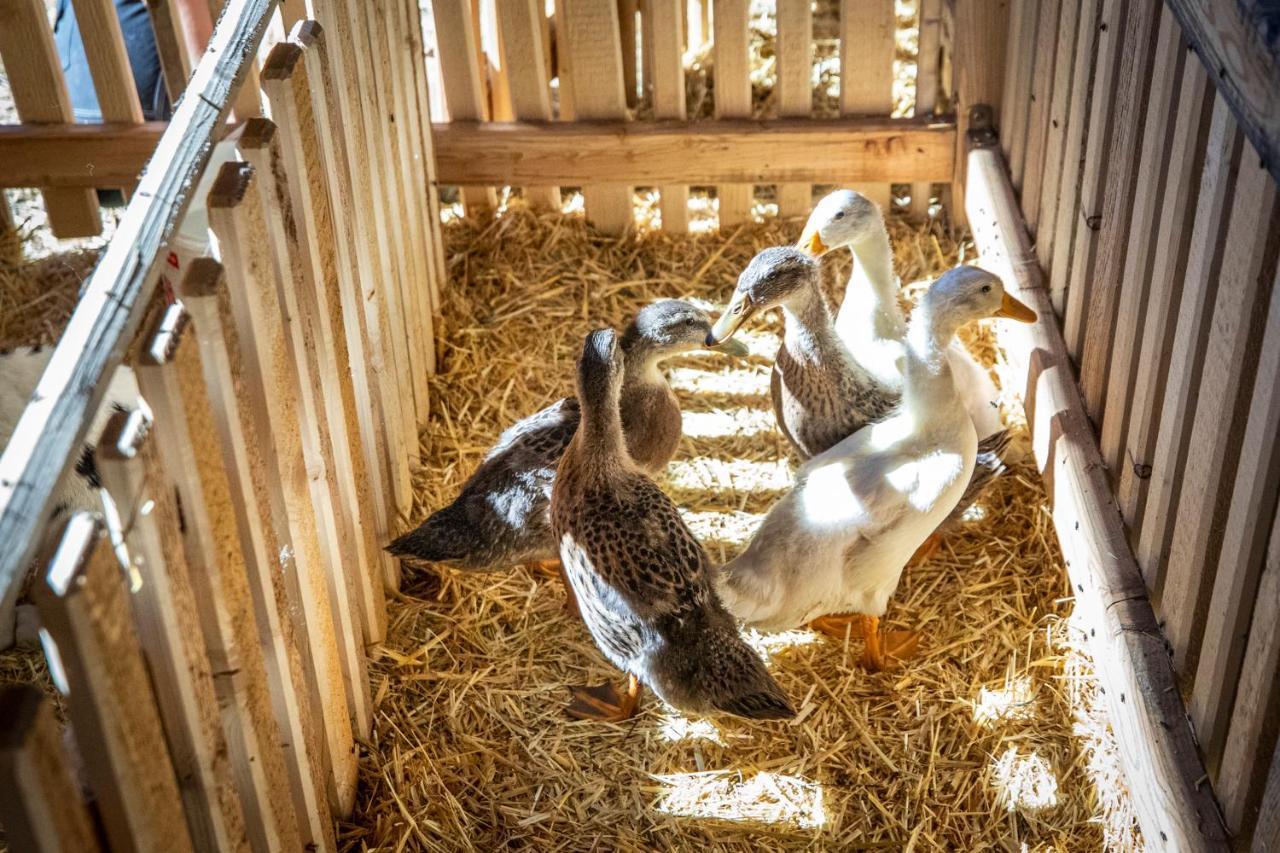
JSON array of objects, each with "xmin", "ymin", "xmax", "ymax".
[
  {"xmin": 621, "ymin": 346, "xmax": 666, "ymax": 389},
  {"xmin": 835, "ymin": 224, "xmax": 906, "ymax": 344},
  {"xmin": 902, "ymin": 307, "xmax": 962, "ymax": 425},
  {"xmin": 781, "ymin": 286, "xmax": 842, "ymax": 363},
  {"xmin": 576, "ymin": 382, "xmax": 628, "ymax": 469}
]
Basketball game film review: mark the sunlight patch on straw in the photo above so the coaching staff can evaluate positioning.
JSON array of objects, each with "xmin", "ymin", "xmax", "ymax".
[
  {"xmin": 677, "ymin": 509, "xmax": 765, "ymax": 549},
  {"xmin": 667, "ymin": 458, "xmax": 793, "ymax": 493},
  {"xmin": 972, "ymin": 676, "xmax": 1036, "ymax": 726},
  {"xmin": 653, "ymin": 770, "xmax": 826, "ymax": 829},
  {"xmin": 990, "ymin": 748, "xmax": 1060, "ymax": 814},
  {"xmin": 667, "ymin": 366, "xmax": 772, "ymax": 397},
  {"xmin": 680, "ymin": 408, "xmax": 776, "ymax": 439},
  {"xmin": 658, "ymin": 711, "xmax": 726, "ymax": 746},
  {"xmin": 742, "ymin": 628, "xmax": 820, "ymax": 662}
]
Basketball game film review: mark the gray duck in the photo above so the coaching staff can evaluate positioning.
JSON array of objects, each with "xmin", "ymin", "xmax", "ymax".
[
  {"xmin": 551, "ymin": 328, "xmax": 796, "ymax": 722},
  {"xmin": 387, "ymin": 300, "xmax": 746, "ymax": 574}
]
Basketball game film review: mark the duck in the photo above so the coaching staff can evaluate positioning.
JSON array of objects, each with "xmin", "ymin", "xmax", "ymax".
[
  {"xmin": 387, "ymin": 300, "xmax": 748, "ymax": 575},
  {"xmin": 715, "ymin": 266, "xmax": 1036, "ymax": 669},
  {"xmin": 551, "ymin": 327, "xmax": 796, "ymax": 722}
]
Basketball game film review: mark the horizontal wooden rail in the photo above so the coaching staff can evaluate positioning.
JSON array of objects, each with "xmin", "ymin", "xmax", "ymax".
[
  {"xmin": 431, "ymin": 117, "xmax": 956, "ymax": 185},
  {"xmin": 963, "ymin": 137, "xmax": 1228, "ymax": 850},
  {"xmin": 0, "ymin": 122, "xmax": 167, "ymax": 188}
]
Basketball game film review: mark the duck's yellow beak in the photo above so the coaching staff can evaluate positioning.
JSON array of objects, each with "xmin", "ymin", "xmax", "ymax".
[
  {"xmin": 994, "ymin": 291, "xmax": 1037, "ymax": 323},
  {"xmin": 797, "ymin": 225, "xmax": 828, "ymax": 257},
  {"xmin": 706, "ymin": 291, "xmax": 756, "ymax": 345}
]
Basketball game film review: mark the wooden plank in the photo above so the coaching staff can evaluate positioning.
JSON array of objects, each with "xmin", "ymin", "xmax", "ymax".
[
  {"xmin": 560, "ymin": 0, "xmax": 632, "ymax": 233},
  {"xmin": 1060, "ymin": 0, "xmax": 1135, "ymax": 360},
  {"xmin": 1162, "ymin": 0, "xmax": 1280, "ymax": 189},
  {"xmin": 839, "ymin": 0, "xmax": 894, "ymax": 211},
  {"xmin": 1159, "ymin": 160, "xmax": 1279, "ymax": 673},
  {"xmin": 997, "ymin": 0, "xmax": 1026, "ymax": 162},
  {"xmin": 775, "ymin": 0, "xmax": 811, "ymax": 221},
  {"xmin": 433, "ymin": 117, "xmax": 956, "ymax": 184},
  {"xmin": 714, "ymin": 0, "xmax": 752, "ymax": 226},
  {"xmin": 0, "ymin": 0, "xmax": 99, "ymax": 236},
  {"xmin": 1256, "ymin": 736, "xmax": 1280, "ymax": 852},
  {"xmin": 261, "ymin": 44, "xmax": 389, "ymax": 644},
  {"xmin": 1191, "ymin": 261, "xmax": 1280, "ymax": 772},
  {"xmin": 478, "ymin": 0, "xmax": 514, "ymax": 120},
  {"xmin": 178, "ymin": 258, "xmax": 336, "ymax": 849},
  {"xmin": 1074, "ymin": 0, "xmax": 1161, "ymax": 416},
  {"xmin": 645, "ymin": 0, "xmax": 688, "ymax": 230},
  {"xmin": 432, "ymin": 0, "xmax": 498, "ymax": 211},
  {"xmin": 0, "ymin": 0, "xmax": 277, "ymax": 622},
  {"xmin": 36, "ymin": 515, "xmax": 196, "ymax": 853},
  {"xmin": 143, "ymin": 0, "xmax": 193, "ymax": 101},
  {"xmin": 908, "ymin": 0, "xmax": 941, "ymax": 220},
  {"xmin": 1032, "ymin": 0, "xmax": 1080, "ymax": 270},
  {"xmin": 1216, "ymin": 501, "xmax": 1280, "ymax": 838},
  {"xmin": 290, "ymin": 13, "xmax": 414, "ymax": 532},
  {"xmin": 95, "ymin": 409, "xmax": 250, "ymax": 853},
  {"xmin": 498, "ymin": 0, "xmax": 562, "ymax": 209},
  {"xmin": 206, "ymin": 160, "xmax": 360, "ymax": 814},
  {"xmin": 1095, "ymin": 7, "xmax": 1186, "ymax": 472},
  {"xmin": 1046, "ymin": 0, "xmax": 1102, "ymax": 316},
  {"xmin": 948, "ymin": 0, "xmax": 1009, "ymax": 229},
  {"xmin": 0, "ymin": 685, "xmax": 102, "ymax": 853},
  {"xmin": 617, "ymin": 0, "xmax": 638, "ymax": 108},
  {"xmin": 0, "ymin": 122, "xmax": 166, "ymax": 189},
  {"xmin": 1135, "ymin": 96, "xmax": 1244, "ymax": 590},
  {"xmin": 133, "ymin": 302, "xmax": 306, "ymax": 851},
  {"xmin": 70, "ymin": 0, "xmax": 146, "ymax": 127},
  {"xmin": 230, "ymin": 127, "xmax": 374, "ymax": 732},
  {"xmin": 1114, "ymin": 58, "xmax": 1214, "ymax": 528},
  {"xmin": 1017, "ymin": 0, "xmax": 1059, "ymax": 233},
  {"xmin": 962, "ymin": 136, "xmax": 1228, "ymax": 853},
  {"xmin": 1004, "ymin": 0, "xmax": 1038, "ymax": 192}
]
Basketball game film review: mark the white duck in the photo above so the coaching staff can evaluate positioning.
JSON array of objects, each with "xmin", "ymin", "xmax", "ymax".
[{"xmin": 715, "ymin": 267, "xmax": 1036, "ymax": 670}]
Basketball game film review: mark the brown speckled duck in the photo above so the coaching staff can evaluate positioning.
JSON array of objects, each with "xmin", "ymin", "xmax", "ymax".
[
  {"xmin": 387, "ymin": 300, "xmax": 746, "ymax": 574},
  {"xmin": 551, "ymin": 328, "xmax": 796, "ymax": 722}
]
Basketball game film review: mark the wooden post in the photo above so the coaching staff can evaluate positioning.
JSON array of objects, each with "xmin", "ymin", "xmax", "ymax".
[
  {"xmin": 949, "ymin": 0, "xmax": 1009, "ymax": 230},
  {"xmin": 643, "ymin": 0, "xmax": 687, "ymax": 230},
  {"xmin": 432, "ymin": 0, "xmax": 499, "ymax": 211},
  {"xmin": 713, "ymin": 0, "xmax": 752, "ymax": 225},
  {"xmin": 1017, "ymin": 0, "xmax": 1060, "ymax": 232},
  {"xmin": 775, "ymin": 0, "xmax": 812, "ymax": 221},
  {"xmin": 500, "ymin": 0, "xmax": 563, "ymax": 210},
  {"xmin": 207, "ymin": 160, "xmax": 361, "ymax": 813},
  {"xmin": 37, "ymin": 514, "xmax": 196, "ymax": 853},
  {"xmin": 617, "ymin": 0, "xmax": 638, "ymax": 107},
  {"xmin": 178, "ymin": 258, "xmax": 338, "ymax": 844},
  {"xmin": 144, "ymin": 0, "xmax": 194, "ymax": 101},
  {"xmin": 70, "ymin": 0, "xmax": 146, "ymax": 126},
  {"xmin": 909, "ymin": 0, "xmax": 941, "ymax": 220},
  {"xmin": 0, "ymin": 0, "xmax": 100, "ymax": 236},
  {"xmin": 1003, "ymin": 0, "xmax": 1038, "ymax": 189},
  {"xmin": 132, "ymin": 301, "xmax": 306, "ymax": 851},
  {"xmin": 839, "ymin": 0, "xmax": 894, "ymax": 212},
  {"xmin": 0, "ymin": 685, "xmax": 103, "ymax": 853},
  {"xmin": 1032, "ymin": 0, "xmax": 1080, "ymax": 270}
]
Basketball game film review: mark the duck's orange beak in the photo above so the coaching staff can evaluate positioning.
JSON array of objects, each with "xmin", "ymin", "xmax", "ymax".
[
  {"xmin": 796, "ymin": 225, "xmax": 828, "ymax": 258},
  {"xmin": 994, "ymin": 291, "xmax": 1037, "ymax": 323}
]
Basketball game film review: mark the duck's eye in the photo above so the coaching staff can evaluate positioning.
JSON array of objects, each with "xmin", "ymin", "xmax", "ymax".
[
  {"xmin": 834, "ymin": 211, "xmax": 845, "ymax": 220},
  {"xmin": 981, "ymin": 284, "xmax": 992, "ymax": 293}
]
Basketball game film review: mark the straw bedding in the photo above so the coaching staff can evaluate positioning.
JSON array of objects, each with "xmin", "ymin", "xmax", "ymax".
[{"xmin": 339, "ymin": 200, "xmax": 1144, "ymax": 851}]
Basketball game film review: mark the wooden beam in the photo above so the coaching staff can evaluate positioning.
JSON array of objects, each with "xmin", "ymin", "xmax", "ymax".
[
  {"xmin": 0, "ymin": 0, "xmax": 277, "ymax": 624},
  {"xmin": 963, "ymin": 136, "xmax": 1228, "ymax": 852},
  {"xmin": 431, "ymin": 118, "xmax": 956, "ymax": 185},
  {"xmin": 0, "ymin": 123, "xmax": 166, "ymax": 189}
]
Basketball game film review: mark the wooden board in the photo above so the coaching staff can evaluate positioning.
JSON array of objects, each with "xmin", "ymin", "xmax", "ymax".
[
  {"xmin": 1255, "ymin": 733, "xmax": 1280, "ymax": 851},
  {"xmin": 0, "ymin": 122, "xmax": 166, "ymax": 188},
  {"xmin": 948, "ymin": 0, "xmax": 1009, "ymax": 229},
  {"xmin": 908, "ymin": 0, "xmax": 940, "ymax": 220},
  {"xmin": 1032, "ymin": 0, "xmax": 1081, "ymax": 270},
  {"xmin": 432, "ymin": 0, "xmax": 498, "ymax": 210},
  {"xmin": 37, "ymin": 514, "xmax": 196, "ymax": 853},
  {"xmin": 69, "ymin": 0, "xmax": 145, "ymax": 126},
  {"xmin": 1094, "ymin": 7, "xmax": 1185, "ymax": 472},
  {"xmin": 839, "ymin": 0, "xmax": 894, "ymax": 211},
  {"xmin": 1017, "ymin": 0, "xmax": 1058, "ymax": 229},
  {"xmin": 714, "ymin": 0, "xmax": 752, "ymax": 226},
  {"xmin": 178, "ymin": 258, "xmax": 337, "ymax": 848},
  {"xmin": 559, "ymin": 0, "xmax": 632, "ymax": 233},
  {"xmin": 1114, "ymin": 59, "xmax": 1214, "ymax": 528},
  {"xmin": 1003, "ymin": 0, "xmax": 1038, "ymax": 189},
  {"xmin": 645, "ymin": 0, "xmax": 689, "ymax": 230},
  {"xmin": 0, "ymin": 0, "xmax": 99, "ymax": 236},
  {"xmin": 499, "ymin": 0, "xmax": 562, "ymax": 209},
  {"xmin": 207, "ymin": 160, "xmax": 360, "ymax": 814},
  {"xmin": 1074, "ymin": 0, "xmax": 1161, "ymax": 417},
  {"xmin": 1159, "ymin": 160, "xmax": 1278, "ymax": 673},
  {"xmin": 432, "ymin": 117, "xmax": 956, "ymax": 184},
  {"xmin": 95, "ymin": 409, "xmax": 250, "ymax": 853},
  {"xmin": 144, "ymin": 0, "xmax": 193, "ymax": 101},
  {"xmin": 1134, "ymin": 96, "xmax": 1243, "ymax": 590},
  {"xmin": 0, "ymin": 684, "xmax": 102, "ymax": 853},
  {"xmin": 997, "ymin": 0, "xmax": 1025, "ymax": 162}
]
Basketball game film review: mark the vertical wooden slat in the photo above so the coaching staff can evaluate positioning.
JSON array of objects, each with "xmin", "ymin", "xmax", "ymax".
[
  {"xmin": 0, "ymin": 0, "xmax": 100, "ymax": 237},
  {"xmin": 1191, "ymin": 261, "xmax": 1280, "ymax": 770},
  {"xmin": 1095, "ymin": 8, "xmax": 1185, "ymax": 471},
  {"xmin": 144, "ymin": 0, "xmax": 194, "ymax": 101},
  {"xmin": 207, "ymin": 160, "xmax": 360, "ymax": 814},
  {"xmin": 433, "ymin": 0, "xmax": 499, "ymax": 211},
  {"xmin": 560, "ymin": 0, "xmax": 632, "ymax": 233},
  {"xmin": 1017, "ymin": 0, "xmax": 1060, "ymax": 232},
  {"xmin": 231, "ymin": 127, "xmax": 373, "ymax": 734},
  {"xmin": 1059, "ymin": 0, "xmax": 1135, "ymax": 359},
  {"xmin": 646, "ymin": 0, "xmax": 689, "ymax": 230},
  {"xmin": 95, "ymin": 409, "xmax": 250, "ymax": 853},
  {"xmin": 1133, "ymin": 95, "xmax": 1243, "ymax": 588},
  {"xmin": 499, "ymin": 0, "xmax": 563, "ymax": 209},
  {"xmin": 133, "ymin": 303, "xmax": 305, "ymax": 851},
  {"xmin": 909, "ymin": 0, "xmax": 941, "ymax": 219},
  {"xmin": 1046, "ymin": 0, "xmax": 1102, "ymax": 316},
  {"xmin": 713, "ymin": 0, "xmax": 752, "ymax": 225},
  {"xmin": 949, "ymin": 0, "xmax": 1009, "ymax": 229},
  {"xmin": 1074, "ymin": 0, "xmax": 1161, "ymax": 415},
  {"xmin": 262, "ymin": 44, "xmax": 390, "ymax": 644},
  {"xmin": 997, "ymin": 0, "xmax": 1026, "ymax": 162},
  {"xmin": 1216, "ymin": 501, "xmax": 1280, "ymax": 838},
  {"xmin": 1003, "ymin": 0, "xmax": 1038, "ymax": 188},
  {"xmin": 178, "ymin": 258, "xmax": 337, "ymax": 845},
  {"xmin": 477, "ymin": 0, "xmax": 514, "ymax": 119},
  {"xmin": 839, "ymin": 0, "xmax": 894, "ymax": 211},
  {"xmin": 37, "ymin": 515, "xmax": 195, "ymax": 853},
  {"xmin": 1159, "ymin": 162, "xmax": 1278, "ymax": 671},
  {"xmin": 1032, "ymin": 0, "xmax": 1080, "ymax": 270},
  {"xmin": 776, "ymin": 0, "xmax": 812, "ymax": 220},
  {"xmin": 70, "ymin": 0, "xmax": 146, "ymax": 124},
  {"xmin": 292, "ymin": 13, "xmax": 415, "ymax": 533},
  {"xmin": 617, "ymin": 0, "xmax": 638, "ymax": 107},
  {"xmin": 0, "ymin": 685, "xmax": 103, "ymax": 853},
  {"xmin": 1114, "ymin": 59, "xmax": 1214, "ymax": 528},
  {"xmin": 1255, "ymin": 736, "xmax": 1280, "ymax": 851}
]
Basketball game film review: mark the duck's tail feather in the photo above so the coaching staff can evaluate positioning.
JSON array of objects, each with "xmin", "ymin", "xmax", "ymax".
[
  {"xmin": 942, "ymin": 429, "xmax": 1013, "ymax": 529},
  {"xmin": 385, "ymin": 503, "xmax": 478, "ymax": 566},
  {"xmin": 661, "ymin": 622, "xmax": 795, "ymax": 721}
]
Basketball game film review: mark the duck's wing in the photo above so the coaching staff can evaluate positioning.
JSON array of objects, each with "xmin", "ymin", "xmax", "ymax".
[
  {"xmin": 769, "ymin": 363, "xmax": 805, "ymax": 460},
  {"xmin": 945, "ymin": 343, "xmax": 1003, "ymax": 439},
  {"xmin": 484, "ymin": 396, "xmax": 580, "ymax": 463}
]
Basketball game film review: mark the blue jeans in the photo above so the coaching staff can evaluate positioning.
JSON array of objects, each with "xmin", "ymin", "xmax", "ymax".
[{"xmin": 54, "ymin": 0, "xmax": 172, "ymax": 122}]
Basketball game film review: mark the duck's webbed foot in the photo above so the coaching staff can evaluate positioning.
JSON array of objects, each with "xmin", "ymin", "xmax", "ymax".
[
  {"xmin": 808, "ymin": 613, "xmax": 865, "ymax": 639},
  {"xmin": 861, "ymin": 616, "xmax": 922, "ymax": 671},
  {"xmin": 566, "ymin": 674, "xmax": 642, "ymax": 722}
]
